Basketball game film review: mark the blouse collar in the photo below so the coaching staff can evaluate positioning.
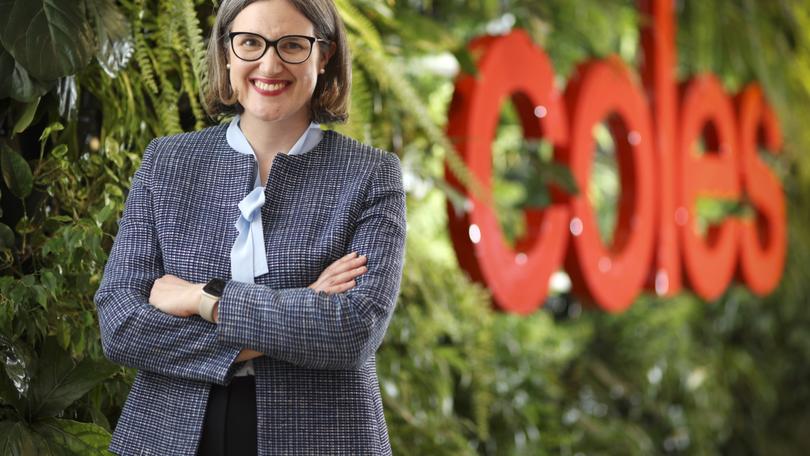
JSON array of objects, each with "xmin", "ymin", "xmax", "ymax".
[{"xmin": 226, "ymin": 115, "xmax": 323, "ymax": 159}]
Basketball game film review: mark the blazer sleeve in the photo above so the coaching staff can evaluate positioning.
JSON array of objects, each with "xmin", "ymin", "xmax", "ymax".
[
  {"xmin": 94, "ymin": 139, "xmax": 241, "ymax": 385},
  {"xmin": 216, "ymin": 151, "xmax": 407, "ymax": 370}
]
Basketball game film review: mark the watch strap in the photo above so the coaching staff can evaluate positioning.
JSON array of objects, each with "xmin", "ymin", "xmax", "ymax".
[{"xmin": 199, "ymin": 289, "xmax": 220, "ymax": 323}]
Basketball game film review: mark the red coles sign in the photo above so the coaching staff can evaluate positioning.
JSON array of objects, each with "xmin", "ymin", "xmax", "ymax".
[{"xmin": 445, "ymin": 0, "xmax": 786, "ymax": 313}]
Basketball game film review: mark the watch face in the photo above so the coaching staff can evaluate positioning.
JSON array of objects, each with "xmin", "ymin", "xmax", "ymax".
[{"xmin": 203, "ymin": 278, "xmax": 226, "ymax": 297}]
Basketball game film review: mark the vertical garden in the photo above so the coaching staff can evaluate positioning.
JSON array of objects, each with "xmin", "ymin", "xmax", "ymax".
[{"xmin": 1, "ymin": 0, "xmax": 809, "ymax": 454}]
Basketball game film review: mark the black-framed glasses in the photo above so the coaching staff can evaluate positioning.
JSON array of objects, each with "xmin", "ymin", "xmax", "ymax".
[{"xmin": 228, "ymin": 32, "xmax": 329, "ymax": 64}]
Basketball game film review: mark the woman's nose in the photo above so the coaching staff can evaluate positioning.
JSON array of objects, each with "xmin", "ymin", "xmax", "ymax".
[{"xmin": 258, "ymin": 45, "xmax": 285, "ymax": 73}]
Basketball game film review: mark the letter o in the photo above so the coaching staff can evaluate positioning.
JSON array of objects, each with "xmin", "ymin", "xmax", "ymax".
[{"xmin": 561, "ymin": 58, "xmax": 656, "ymax": 312}]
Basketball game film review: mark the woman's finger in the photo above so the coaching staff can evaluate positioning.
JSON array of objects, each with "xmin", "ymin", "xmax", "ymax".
[
  {"xmin": 308, "ymin": 254, "xmax": 367, "ymax": 292},
  {"xmin": 321, "ymin": 255, "xmax": 366, "ymax": 280},
  {"xmin": 325, "ymin": 280, "xmax": 356, "ymax": 294},
  {"xmin": 329, "ymin": 265, "xmax": 368, "ymax": 285},
  {"xmin": 320, "ymin": 252, "xmax": 356, "ymax": 275}
]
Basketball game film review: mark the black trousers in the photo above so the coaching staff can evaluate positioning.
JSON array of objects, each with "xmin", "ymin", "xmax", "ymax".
[{"xmin": 197, "ymin": 376, "xmax": 258, "ymax": 456}]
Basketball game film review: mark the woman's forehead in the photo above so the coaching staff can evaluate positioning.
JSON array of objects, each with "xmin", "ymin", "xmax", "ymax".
[{"xmin": 231, "ymin": 0, "xmax": 315, "ymax": 36}]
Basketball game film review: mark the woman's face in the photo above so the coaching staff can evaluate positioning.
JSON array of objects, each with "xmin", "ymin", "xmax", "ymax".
[{"xmin": 228, "ymin": 0, "xmax": 329, "ymax": 128}]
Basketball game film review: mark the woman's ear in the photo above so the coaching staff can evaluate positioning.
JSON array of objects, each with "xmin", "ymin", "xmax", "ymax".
[{"xmin": 322, "ymin": 41, "xmax": 337, "ymax": 70}]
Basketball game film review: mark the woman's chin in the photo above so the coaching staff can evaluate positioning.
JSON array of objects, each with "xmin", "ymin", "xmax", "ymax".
[{"xmin": 241, "ymin": 106, "xmax": 310, "ymax": 128}]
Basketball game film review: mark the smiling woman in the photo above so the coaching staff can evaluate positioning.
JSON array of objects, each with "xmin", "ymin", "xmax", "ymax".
[{"xmin": 93, "ymin": 0, "xmax": 406, "ymax": 455}]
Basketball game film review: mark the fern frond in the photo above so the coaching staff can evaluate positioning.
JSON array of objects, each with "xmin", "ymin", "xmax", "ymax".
[
  {"xmin": 179, "ymin": 57, "xmax": 206, "ymax": 130},
  {"xmin": 334, "ymin": 0, "xmax": 386, "ymax": 53},
  {"xmin": 157, "ymin": 80, "xmax": 183, "ymax": 135},
  {"xmin": 179, "ymin": 0, "xmax": 209, "ymax": 101},
  {"xmin": 334, "ymin": 63, "xmax": 373, "ymax": 143},
  {"xmin": 132, "ymin": 0, "xmax": 159, "ymax": 94}
]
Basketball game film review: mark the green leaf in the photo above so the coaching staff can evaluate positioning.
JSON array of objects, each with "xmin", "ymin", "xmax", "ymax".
[
  {"xmin": 33, "ymin": 418, "xmax": 112, "ymax": 455},
  {"xmin": 40, "ymin": 270, "xmax": 58, "ymax": 292},
  {"xmin": 0, "ymin": 368, "xmax": 26, "ymax": 417},
  {"xmin": 0, "ymin": 421, "xmax": 39, "ymax": 456},
  {"xmin": 86, "ymin": 0, "xmax": 134, "ymax": 77},
  {"xmin": 51, "ymin": 144, "xmax": 69, "ymax": 160},
  {"xmin": 0, "ymin": 0, "xmax": 94, "ymax": 80},
  {"xmin": 0, "ymin": 335, "xmax": 29, "ymax": 415},
  {"xmin": 0, "ymin": 0, "xmax": 12, "ymax": 32},
  {"xmin": 27, "ymin": 338, "xmax": 117, "ymax": 419},
  {"xmin": 0, "ymin": 143, "xmax": 33, "ymax": 198},
  {"xmin": 0, "ymin": 223, "xmax": 14, "ymax": 250},
  {"xmin": 0, "ymin": 46, "xmax": 14, "ymax": 98},
  {"xmin": 93, "ymin": 203, "xmax": 115, "ymax": 226},
  {"xmin": 38, "ymin": 122, "xmax": 64, "ymax": 142},
  {"xmin": 12, "ymin": 97, "xmax": 40, "ymax": 134},
  {"xmin": 9, "ymin": 57, "xmax": 50, "ymax": 102}
]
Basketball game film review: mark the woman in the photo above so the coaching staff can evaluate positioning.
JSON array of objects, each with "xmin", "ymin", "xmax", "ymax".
[{"xmin": 94, "ymin": 0, "xmax": 406, "ymax": 454}]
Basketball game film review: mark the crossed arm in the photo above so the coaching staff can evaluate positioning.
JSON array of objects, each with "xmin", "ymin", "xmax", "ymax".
[{"xmin": 148, "ymin": 252, "xmax": 370, "ymax": 363}]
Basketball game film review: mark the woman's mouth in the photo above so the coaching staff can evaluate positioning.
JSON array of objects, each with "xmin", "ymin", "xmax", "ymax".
[{"xmin": 251, "ymin": 79, "xmax": 290, "ymax": 95}]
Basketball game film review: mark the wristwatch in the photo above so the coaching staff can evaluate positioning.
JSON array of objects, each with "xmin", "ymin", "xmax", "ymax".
[{"xmin": 199, "ymin": 278, "xmax": 226, "ymax": 323}]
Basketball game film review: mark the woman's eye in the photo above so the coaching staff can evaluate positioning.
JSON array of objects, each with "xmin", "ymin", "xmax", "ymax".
[{"xmin": 281, "ymin": 41, "xmax": 305, "ymax": 51}]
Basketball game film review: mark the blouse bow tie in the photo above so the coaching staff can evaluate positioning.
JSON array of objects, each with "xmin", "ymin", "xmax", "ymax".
[{"xmin": 231, "ymin": 186, "xmax": 269, "ymax": 283}]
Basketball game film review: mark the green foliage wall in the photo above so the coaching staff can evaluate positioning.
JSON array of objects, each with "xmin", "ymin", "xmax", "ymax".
[{"xmin": 1, "ymin": 0, "xmax": 809, "ymax": 454}]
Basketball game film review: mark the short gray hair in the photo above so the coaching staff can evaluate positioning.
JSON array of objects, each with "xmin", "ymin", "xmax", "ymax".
[{"xmin": 202, "ymin": 0, "xmax": 351, "ymax": 123}]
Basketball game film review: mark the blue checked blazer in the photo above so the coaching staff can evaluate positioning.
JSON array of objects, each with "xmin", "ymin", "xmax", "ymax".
[{"xmin": 94, "ymin": 124, "xmax": 406, "ymax": 455}]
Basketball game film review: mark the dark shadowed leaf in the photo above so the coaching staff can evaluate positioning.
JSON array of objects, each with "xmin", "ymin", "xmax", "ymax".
[
  {"xmin": 0, "ymin": 143, "xmax": 33, "ymax": 198},
  {"xmin": 1, "ymin": 0, "xmax": 94, "ymax": 80},
  {"xmin": 28, "ymin": 338, "xmax": 117, "ymax": 419},
  {"xmin": 0, "ymin": 421, "xmax": 33, "ymax": 456},
  {"xmin": 0, "ymin": 47, "xmax": 14, "ymax": 98},
  {"xmin": 9, "ymin": 57, "xmax": 51, "ymax": 102},
  {"xmin": 0, "ymin": 421, "xmax": 54, "ymax": 456},
  {"xmin": 0, "ymin": 223, "xmax": 14, "ymax": 250},
  {"xmin": 0, "ymin": 0, "xmax": 13, "ymax": 32},
  {"xmin": 0, "ymin": 335, "xmax": 29, "ymax": 413}
]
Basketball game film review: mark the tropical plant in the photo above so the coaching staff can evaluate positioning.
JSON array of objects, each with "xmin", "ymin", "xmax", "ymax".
[{"xmin": 0, "ymin": 336, "xmax": 115, "ymax": 454}]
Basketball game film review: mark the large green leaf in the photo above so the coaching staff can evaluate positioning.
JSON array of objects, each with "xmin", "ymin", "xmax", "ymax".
[
  {"xmin": 0, "ymin": 336, "xmax": 29, "ymax": 415},
  {"xmin": 0, "ymin": 46, "xmax": 13, "ymax": 98},
  {"xmin": 0, "ymin": 368, "xmax": 25, "ymax": 417},
  {"xmin": 0, "ymin": 421, "xmax": 53, "ymax": 456},
  {"xmin": 0, "ymin": 1, "xmax": 13, "ymax": 33},
  {"xmin": 33, "ymin": 419, "xmax": 112, "ymax": 455},
  {"xmin": 1, "ymin": 0, "xmax": 94, "ymax": 81},
  {"xmin": 0, "ymin": 143, "xmax": 33, "ymax": 199},
  {"xmin": 86, "ymin": 0, "xmax": 133, "ymax": 77},
  {"xmin": 0, "ymin": 46, "xmax": 50, "ymax": 102},
  {"xmin": 27, "ymin": 338, "xmax": 117, "ymax": 419},
  {"xmin": 0, "ymin": 421, "xmax": 32, "ymax": 456},
  {"xmin": 12, "ymin": 97, "xmax": 40, "ymax": 134}
]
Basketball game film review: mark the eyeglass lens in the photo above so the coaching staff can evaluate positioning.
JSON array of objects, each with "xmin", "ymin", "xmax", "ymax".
[{"xmin": 232, "ymin": 34, "xmax": 313, "ymax": 63}]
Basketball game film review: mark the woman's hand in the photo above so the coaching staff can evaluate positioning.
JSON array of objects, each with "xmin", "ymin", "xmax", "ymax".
[
  {"xmin": 149, "ymin": 274, "xmax": 203, "ymax": 317},
  {"xmin": 308, "ymin": 252, "xmax": 368, "ymax": 294}
]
